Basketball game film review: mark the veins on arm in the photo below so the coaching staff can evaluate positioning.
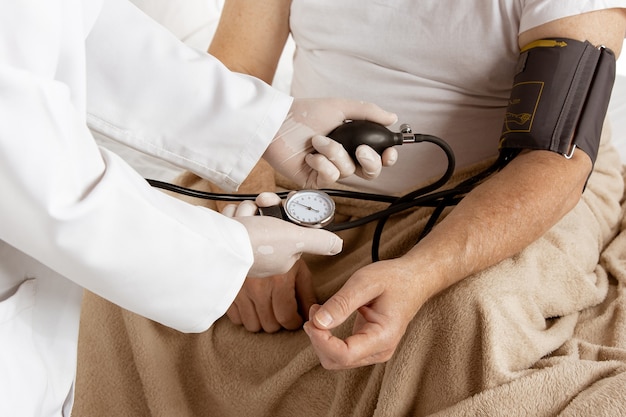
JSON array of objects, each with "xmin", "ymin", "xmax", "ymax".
[{"xmin": 405, "ymin": 8, "xmax": 626, "ymax": 298}]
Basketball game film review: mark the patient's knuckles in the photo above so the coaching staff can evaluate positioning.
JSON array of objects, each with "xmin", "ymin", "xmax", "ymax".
[
  {"xmin": 278, "ymin": 315, "xmax": 303, "ymax": 331},
  {"xmin": 318, "ymin": 358, "xmax": 336, "ymax": 370},
  {"xmin": 261, "ymin": 321, "xmax": 282, "ymax": 334},
  {"xmin": 243, "ymin": 319, "xmax": 262, "ymax": 333},
  {"xmin": 274, "ymin": 306, "xmax": 300, "ymax": 327},
  {"xmin": 319, "ymin": 355, "xmax": 351, "ymax": 370},
  {"xmin": 373, "ymin": 347, "xmax": 396, "ymax": 364},
  {"xmin": 235, "ymin": 306, "xmax": 262, "ymax": 331},
  {"xmin": 244, "ymin": 279, "xmax": 273, "ymax": 298},
  {"xmin": 226, "ymin": 308, "xmax": 242, "ymax": 325}
]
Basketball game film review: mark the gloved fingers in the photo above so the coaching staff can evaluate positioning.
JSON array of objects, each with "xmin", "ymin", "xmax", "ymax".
[
  {"xmin": 255, "ymin": 192, "xmax": 282, "ymax": 208},
  {"xmin": 381, "ymin": 147, "xmax": 398, "ymax": 167},
  {"xmin": 221, "ymin": 203, "xmax": 238, "ymax": 218},
  {"xmin": 234, "ymin": 200, "xmax": 258, "ymax": 216},
  {"xmin": 336, "ymin": 98, "xmax": 398, "ymax": 127},
  {"xmin": 294, "ymin": 227, "xmax": 343, "ymax": 257},
  {"xmin": 236, "ymin": 216, "xmax": 343, "ymax": 278},
  {"xmin": 222, "ymin": 200, "xmax": 259, "ymax": 217},
  {"xmin": 286, "ymin": 98, "xmax": 398, "ymax": 135},
  {"xmin": 354, "ymin": 145, "xmax": 383, "ymax": 180},
  {"xmin": 304, "ymin": 153, "xmax": 340, "ymax": 187},
  {"xmin": 264, "ymin": 98, "xmax": 396, "ymax": 188},
  {"xmin": 311, "ymin": 135, "xmax": 356, "ymax": 178}
]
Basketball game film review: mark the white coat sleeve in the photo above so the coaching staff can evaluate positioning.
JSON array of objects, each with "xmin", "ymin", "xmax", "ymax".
[
  {"xmin": 85, "ymin": 0, "xmax": 293, "ymax": 192},
  {"xmin": 0, "ymin": 1, "xmax": 286, "ymax": 333}
]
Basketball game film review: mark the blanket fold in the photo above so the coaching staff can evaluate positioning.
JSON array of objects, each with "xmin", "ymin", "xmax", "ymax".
[{"xmin": 73, "ymin": 137, "xmax": 626, "ymax": 416}]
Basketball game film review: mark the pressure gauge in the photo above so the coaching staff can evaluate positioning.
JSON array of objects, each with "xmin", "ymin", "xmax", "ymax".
[{"xmin": 283, "ymin": 190, "xmax": 335, "ymax": 228}]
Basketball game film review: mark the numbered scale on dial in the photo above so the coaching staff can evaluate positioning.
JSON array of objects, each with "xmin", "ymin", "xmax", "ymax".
[{"xmin": 284, "ymin": 190, "xmax": 335, "ymax": 228}]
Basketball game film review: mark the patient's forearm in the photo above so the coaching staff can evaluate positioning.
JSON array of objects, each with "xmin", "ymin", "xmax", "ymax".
[
  {"xmin": 208, "ymin": 0, "xmax": 289, "ymax": 84},
  {"xmin": 404, "ymin": 149, "xmax": 591, "ymax": 298},
  {"xmin": 409, "ymin": 7, "xmax": 624, "ymax": 296}
]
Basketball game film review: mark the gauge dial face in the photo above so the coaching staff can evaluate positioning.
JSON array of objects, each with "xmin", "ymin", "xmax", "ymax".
[{"xmin": 284, "ymin": 190, "xmax": 335, "ymax": 228}]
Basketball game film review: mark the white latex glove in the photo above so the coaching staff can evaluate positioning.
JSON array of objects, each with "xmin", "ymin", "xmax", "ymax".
[
  {"xmin": 223, "ymin": 193, "xmax": 343, "ymax": 278},
  {"xmin": 263, "ymin": 98, "xmax": 398, "ymax": 188}
]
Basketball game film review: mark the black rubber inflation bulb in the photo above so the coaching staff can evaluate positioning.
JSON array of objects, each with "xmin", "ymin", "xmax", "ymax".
[{"xmin": 327, "ymin": 120, "xmax": 404, "ymax": 160}]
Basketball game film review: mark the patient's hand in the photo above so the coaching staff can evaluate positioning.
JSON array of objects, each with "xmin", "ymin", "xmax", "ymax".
[
  {"xmin": 226, "ymin": 259, "xmax": 316, "ymax": 333},
  {"xmin": 302, "ymin": 257, "xmax": 428, "ymax": 369}
]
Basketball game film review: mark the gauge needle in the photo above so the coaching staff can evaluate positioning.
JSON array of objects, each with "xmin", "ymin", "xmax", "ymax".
[{"xmin": 295, "ymin": 202, "xmax": 319, "ymax": 212}]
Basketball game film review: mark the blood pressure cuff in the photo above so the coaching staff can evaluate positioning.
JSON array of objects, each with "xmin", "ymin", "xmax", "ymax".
[{"xmin": 499, "ymin": 38, "xmax": 616, "ymax": 165}]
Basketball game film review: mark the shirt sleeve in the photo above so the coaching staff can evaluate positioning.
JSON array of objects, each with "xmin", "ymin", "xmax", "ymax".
[
  {"xmin": 520, "ymin": 0, "xmax": 626, "ymax": 35},
  {"xmin": 85, "ymin": 0, "xmax": 293, "ymax": 192}
]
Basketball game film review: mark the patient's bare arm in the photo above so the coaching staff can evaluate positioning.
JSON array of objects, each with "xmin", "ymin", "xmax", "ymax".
[
  {"xmin": 209, "ymin": 0, "xmax": 291, "ymax": 85},
  {"xmin": 304, "ymin": 8, "xmax": 626, "ymax": 369}
]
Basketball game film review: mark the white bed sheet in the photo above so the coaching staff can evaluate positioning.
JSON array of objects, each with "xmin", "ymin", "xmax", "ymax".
[{"xmin": 96, "ymin": 4, "xmax": 626, "ymax": 181}]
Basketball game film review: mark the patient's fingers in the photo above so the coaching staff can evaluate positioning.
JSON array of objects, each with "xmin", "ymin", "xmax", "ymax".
[
  {"xmin": 272, "ymin": 283, "xmax": 303, "ymax": 330},
  {"xmin": 303, "ymin": 306, "xmax": 396, "ymax": 369},
  {"xmin": 293, "ymin": 261, "xmax": 316, "ymax": 322},
  {"xmin": 229, "ymin": 270, "xmax": 308, "ymax": 333},
  {"xmin": 250, "ymin": 280, "xmax": 282, "ymax": 333},
  {"xmin": 233, "ymin": 290, "xmax": 262, "ymax": 332},
  {"xmin": 256, "ymin": 304, "xmax": 281, "ymax": 333},
  {"xmin": 302, "ymin": 259, "xmax": 415, "ymax": 369},
  {"xmin": 270, "ymin": 260, "xmax": 312, "ymax": 330},
  {"xmin": 226, "ymin": 303, "xmax": 242, "ymax": 325}
]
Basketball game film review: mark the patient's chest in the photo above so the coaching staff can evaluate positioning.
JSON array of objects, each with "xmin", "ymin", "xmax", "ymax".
[
  {"xmin": 290, "ymin": 0, "xmax": 522, "ymax": 193},
  {"xmin": 290, "ymin": 0, "xmax": 521, "ymax": 103}
]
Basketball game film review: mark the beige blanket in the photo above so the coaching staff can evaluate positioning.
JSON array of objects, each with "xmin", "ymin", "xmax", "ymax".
[{"xmin": 73, "ymin": 138, "xmax": 626, "ymax": 416}]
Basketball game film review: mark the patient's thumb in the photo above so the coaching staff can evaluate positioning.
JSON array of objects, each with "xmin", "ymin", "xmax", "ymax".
[
  {"xmin": 299, "ymin": 229, "xmax": 343, "ymax": 256},
  {"xmin": 310, "ymin": 304, "xmax": 335, "ymax": 329},
  {"xmin": 310, "ymin": 291, "xmax": 354, "ymax": 330}
]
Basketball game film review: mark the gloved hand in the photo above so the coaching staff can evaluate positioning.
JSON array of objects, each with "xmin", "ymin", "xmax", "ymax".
[
  {"xmin": 223, "ymin": 193, "xmax": 343, "ymax": 278},
  {"xmin": 263, "ymin": 98, "xmax": 398, "ymax": 188}
]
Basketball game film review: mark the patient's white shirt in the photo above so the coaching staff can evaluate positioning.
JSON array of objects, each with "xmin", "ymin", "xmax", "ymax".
[{"xmin": 290, "ymin": 0, "xmax": 624, "ymax": 195}]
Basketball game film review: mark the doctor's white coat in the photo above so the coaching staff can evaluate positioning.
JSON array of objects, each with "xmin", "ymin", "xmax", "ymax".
[{"xmin": 0, "ymin": 0, "xmax": 292, "ymax": 415}]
